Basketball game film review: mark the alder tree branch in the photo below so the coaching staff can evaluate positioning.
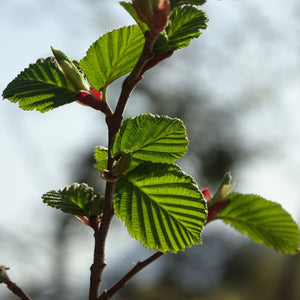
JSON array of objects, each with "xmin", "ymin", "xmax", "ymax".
[
  {"xmin": 0, "ymin": 266, "xmax": 32, "ymax": 300},
  {"xmin": 112, "ymin": 30, "xmax": 159, "ymax": 133},
  {"xmin": 98, "ymin": 251, "xmax": 164, "ymax": 300},
  {"xmin": 88, "ymin": 29, "xmax": 160, "ymax": 300}
]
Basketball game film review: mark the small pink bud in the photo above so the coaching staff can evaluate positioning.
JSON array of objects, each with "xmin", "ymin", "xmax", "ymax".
[
  {"xmin": 153, "ymin": 0, "xmax": 170, "ymax": 32},
  {"xmin": 90, "ymin": 87, "xmax": 103, "ymax": 100},
  {"xmin": 132, "ymin": 0, "xmax": 170, "ymax": 33},
  {"xmin": 201, "ymin": 188, "xmax": 212, "ymax": 201}
]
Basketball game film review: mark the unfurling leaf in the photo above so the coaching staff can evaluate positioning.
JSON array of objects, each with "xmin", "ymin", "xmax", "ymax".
[
  {"xmin": 51, "ymin": 47, "xmax": 89, "ymax": 92},
  {"xmin": 42, "ymin": 183, "xmax": 104, "ymax": 218}
]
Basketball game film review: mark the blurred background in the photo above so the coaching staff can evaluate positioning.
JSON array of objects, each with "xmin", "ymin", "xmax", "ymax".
[{"xmin": 1, "ymin": 0, "xmax": 300, "ymax": 299}]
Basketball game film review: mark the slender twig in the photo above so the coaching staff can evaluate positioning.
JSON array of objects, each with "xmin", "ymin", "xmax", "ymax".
[
  {"xmin": 98, "ymin": 252, "xmax": 164, "ymax": 300},
  {"xmin": 112, "ymin": 30, "xmax": 159, "ymax": 132},
  {"xmin": 6, "ymin": 281, "xmax": 32, "ymax": 300},
  {"xmin": 0, "ymin": 266, "xmax": 32, "ymax": 300},
  {"xmin": 89, "ymin": 181, "xmax": 116, "ymax": 300},
  {"xmin": 88, "ymin": 29, "xmax": 161, "ymax": 300}
]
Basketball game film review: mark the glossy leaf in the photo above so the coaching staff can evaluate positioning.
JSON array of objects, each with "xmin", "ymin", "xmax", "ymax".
[
  {"xmin": 80, "ymin": 25, "xmax": 144, "ymax": 91},
  {"xmin": 114, "ymin": 162, "xmax": 207, "ymax": 252},
  {"xmin": 2, "ymin": 57, "xmax": 77, "ymax": 112},
  {"xmin": 217, "ymin": 193, "xmax": 300, "ymax": 254},
  {"xmin": 42, "ymin": 183, "xmax": 104, "ymax": 217},
  {"xmin": 112, "ymin": 114, "xmax": 188, "ymax": 170}
]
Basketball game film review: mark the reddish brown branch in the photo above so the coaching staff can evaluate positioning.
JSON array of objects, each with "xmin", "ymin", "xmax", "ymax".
[
  {"xmin": 88, "ymin": 29, "xmax": 164, "ymax": 300},
  {"xmin": 98, "ymin": 251, "xmax": 164, "ymax": 300},
  {"xmin": 89, "ymin": 181, "xmax": 116, "ymax": 300},
  {"xmin": 112, "ymin": 30, "xmax": 160, "ymax": 132},
  {"xmin": 6, "ymin": 281, "xmax": 32, "ymax": 300},
  {"xmin": 0, "ymin": 266, "xmax": 32, "ymax": 300}
]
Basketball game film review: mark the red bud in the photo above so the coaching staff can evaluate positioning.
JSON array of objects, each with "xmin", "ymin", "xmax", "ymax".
[
  {"xmin": 154, "ymin": 0, "xmax": 170, "ymax": 32},
  {"xmin": 201, "ymin": 188, "xmax": 212, "ymax": 201}
]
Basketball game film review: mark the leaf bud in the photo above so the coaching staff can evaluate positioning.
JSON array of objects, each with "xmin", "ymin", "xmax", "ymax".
[
  {"xmin": 0, "ymin": 266, "xmax": 10, "ymax": 284},
  {"xmin": 51, "ymin": 47, "xmax": 89, "ymax": 92},
  {"xmin": 111, "ymin": 151, "xmax": 132, "ymax": 176},
  {"xmin": 101, "ymin": 170, "xmax": 119, "ymax": 182},
  {"xmin": 132, "ymin": 0, "xmax": 170, "ymax": 33}
]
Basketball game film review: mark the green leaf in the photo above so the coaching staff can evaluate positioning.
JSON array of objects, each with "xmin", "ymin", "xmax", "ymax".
[
  {"xmin": 170, "ymin": 0, "xmax": 206, "ymax": 9},
  {"xmin": 114, "ymin": 162, "xmax": 207, "ymax": 252},
  {"xmin": 42, "ymin": 183, "xmax": 104, "ymax": 217},
  {"xmin": 166, "ymin": 6, "xmax": 208, "ymax": 50},
  {"xmin": 217, "ymin": 193, "xmax": 300, "ymax": 254},
  {"xmin": 79, "ymin": 25, "xmax": 145, "ymax": 91},
  {"xmin": 120, "ymin": 1, "xmax": 149, "ymax": 32},
  {"xmin": 112, "ymin": 114, "xmax": 188, "ymax": 170},
  {"xmin": 2, "ymin": 57, "xmax": 77, "ymax": 112},
  {"xmin": 94, "ymin": 146, "xmax": 108, "ymax": 172}
]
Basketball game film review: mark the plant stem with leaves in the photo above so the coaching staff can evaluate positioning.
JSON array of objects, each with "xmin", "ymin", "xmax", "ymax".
[
  {"xmin": 2, "ymin": 1, "xmax": 299, "ymax": 300},
  {"xmin": 89, "ymin": 27, "xmax": 162, "ymax": 300}
]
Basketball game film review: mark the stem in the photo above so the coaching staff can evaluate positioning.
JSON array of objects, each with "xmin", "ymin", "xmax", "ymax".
[
  {"xmin": 98, "ymin": 252, "xmax": 164, "ymax": 300},
  {"xmin": 89, "ymin": 29, "xmax": 161, "ymax": 300},
  {"xmin": 6, "ymin": 281, "xmax": 32, "ymax": 300},
  {"xmin": 112, "ymin": 30, "xmax": 159, "ymax": 130},
  {"xmin": 1, "ymin": 266, "xmax": 32, "ymax": 300}
]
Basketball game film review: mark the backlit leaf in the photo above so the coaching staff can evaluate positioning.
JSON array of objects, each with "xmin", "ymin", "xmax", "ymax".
[
  {"xmin": 112, "ymin": 114, "xmax": 188, "ymax": 170},
  {"xmin": 2, "ymin": 57, "xmax": 77, "ymax": 112},
  {"xmin": 80, "ymin": 25, "xmax": 144, "ymax": 91},
  {"xmin": 42, "ymin": 183, "xmax": 104, "ymax": 217},
  {"xmin": 114, "ymin": 162, "xmax": 207, "ymax": 252},
  {"xmin": 217, "ymin": 193, "xmax": 300, "ymax": 254}
]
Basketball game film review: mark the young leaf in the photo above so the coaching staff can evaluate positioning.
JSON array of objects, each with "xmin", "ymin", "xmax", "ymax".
[
  {"xmin": 166, "ymin": 5, "xmax": 208, "ymax": 50},
  {"xmin": 112, "ymin": 114, "xmax": 188, "ymax": 170},
  {"xmin": 216, "ymin": 193, "xmax": 300, "ymax": 254},
  {"xmin": 2, "ymin": 57, "xmax": 77, "ymax": 112},
  {"xmin": 120, "ymin": 1, "xmax": 149, "ymax": 32},
  {"xmin": 114, "ymin": 162, "xmax": 207, "ymax": 252},
  {"xmin": 79, "ymin": 25, "xmax": 144, "ymax": 91},
  {"xmin": 94, "ymin": 146, "xmax": 108, "ymax": 172},
  {"xmin": 170, "ymin": 0, "xmax": 206, "ymax": 10},
  {"xmin": 42, "ymin": 183, "xmax": 104, "ymax": 217}
]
